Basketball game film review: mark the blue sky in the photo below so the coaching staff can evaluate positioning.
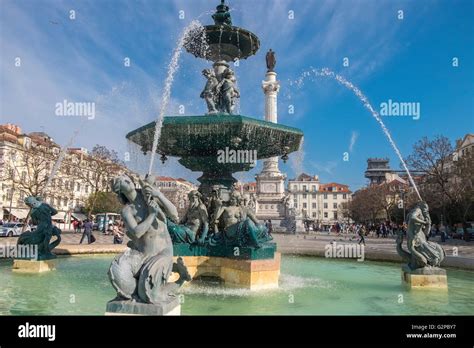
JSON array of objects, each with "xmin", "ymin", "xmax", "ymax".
[{"xmin": 1, "ymin": 0, "xmax": 473, "ymax": 190}]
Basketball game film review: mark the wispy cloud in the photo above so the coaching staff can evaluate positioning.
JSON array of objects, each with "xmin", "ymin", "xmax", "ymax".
[
  {"xmin": 311, "ymin": 160, "xmax": 338, "ymax": 175},
  {"xmin": 349, "ymin": 131, "xmax": 359, "ymax": 152}
]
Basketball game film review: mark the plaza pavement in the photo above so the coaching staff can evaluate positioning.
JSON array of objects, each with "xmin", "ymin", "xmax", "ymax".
[{"xmin": 1, "ymin": 231, "xmax": 473, "ymax": 270}]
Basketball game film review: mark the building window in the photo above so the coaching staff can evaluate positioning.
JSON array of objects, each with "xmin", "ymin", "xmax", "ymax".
[
  {"xmin": 312, "ymin": 185, "xmax": 316, "ymax": 192},
  {"xmin": 76, "ymin": 183, "xmax": 80, "ymax": 192},
  {"xmin": 294, "ymin": 194, "xmax": 297, "ymax": 200},
  {"xmin": 324, "ymin": 193, "xmax": 327, "ymax": 199},
  {"xmin": 312, "ymin": 212, "xmax": 316, "ymax": 217},
  {"xmin": 334, "ymin": 212, "xmax": 338, "ymax": 219},
  {"xmin": 324, "ymin": 203, "xmax": 328, "ymax": 209},
  {"xmin": 343, "ymin": 194, "xmax": 347, "ymax": 199},
  {"xmin": 303, "ymin": 203, "xmax": 307, "ymax": 208},
  {"xmin": 312, "ymin": 203, "xmax": 316, "ymax": 208},
  {"xmin": 333, "ymin": 203, "xmax": 337, "ymax": 209},
  {"xmin": 312, "ymin": 194, "xmax": 316, "ymax": 199},
  {"xmin": 333, "ymin": 194, "xmax": 337, "ymax": 199},
  {"xmin": 303, "ymin": 194, "xmax": 307, "ymax": 199},
  {"xmin": 324, "ymin": 212, "xmax": 328, "ymax": 218},
  {"xmin": 85, "ymin": 185, "xmax": 89, "ymax": 193},
  {"xmin": 294, "ymin": 203, "xmax": 298, "ymax": 208}
]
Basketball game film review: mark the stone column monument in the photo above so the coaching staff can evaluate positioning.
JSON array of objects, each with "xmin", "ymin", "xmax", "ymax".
[{"xmin": 255, "ymin": 49, "xmax": 287, "ymax": 225}]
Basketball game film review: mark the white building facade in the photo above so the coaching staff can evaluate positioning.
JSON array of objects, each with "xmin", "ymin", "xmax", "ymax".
[{"xmin": 288, "ymin": 173, "xmax": 351, "ymax": 226}]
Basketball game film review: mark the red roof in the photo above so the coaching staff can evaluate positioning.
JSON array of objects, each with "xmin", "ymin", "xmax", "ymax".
[{"xmin": 319, "ymin": 183, "xmax": 351, "ymax": 193}]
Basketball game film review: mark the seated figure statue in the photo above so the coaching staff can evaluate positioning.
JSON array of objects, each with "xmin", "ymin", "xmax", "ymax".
[
  {"xmin": 167, "ymin": 190, "xmax": 209, "ymax": 245},
  {"xmin": 210, "ymin": 191, "xmax": 272, "ymax": 248},
  {"xmin": 397, "ymin": 201, "xmax": 445, "ymax": 270},
  {"xmin": 17, "ymin": 196, "xmax": 61, "ymax": 260},
  {"xmin": 108, "ymin": 175, "xmax": 190, "ymax": 304}
]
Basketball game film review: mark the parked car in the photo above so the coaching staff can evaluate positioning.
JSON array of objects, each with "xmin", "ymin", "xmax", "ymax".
[
  {"xmin": 0, "ymin": 223, "xmax": 31, "ymax": 237},
  {"xmin": 453, "ymin": 226, "xmax": 474, "ymax": 240}
]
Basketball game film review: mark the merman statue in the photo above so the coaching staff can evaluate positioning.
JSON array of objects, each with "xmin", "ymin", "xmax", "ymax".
[{"xmin": 17, "ymin": 196, "xmax": 61, "ymax": 260}]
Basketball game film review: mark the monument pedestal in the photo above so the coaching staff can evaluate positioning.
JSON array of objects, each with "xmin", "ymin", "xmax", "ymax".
[
  {"xmin": 105, "ymin": 297, "xmax": 181, "ymax": 316},
  {"xmin": 401, "ymin": 265, "xmax": 448, "ymax": 289},
  {"xmin": 12, "ymin": 259, "xmax": 56, "ymax": 273}
]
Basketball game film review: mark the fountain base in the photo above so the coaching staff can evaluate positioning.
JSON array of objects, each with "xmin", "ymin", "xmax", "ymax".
[
  {"xmin": 169, "ymin": 253, "xmax": 280, "ymax": 290},
  {"xmin": 105, "ymin": 297, "xmax": 181, "ymax": 316},
  {"xmin": 401, "ymin": 265, "xmax": 448, "ymax": 289},
  {"xmin": 12, "ymin": 259, "xmax": 57, "ymax": 273}
]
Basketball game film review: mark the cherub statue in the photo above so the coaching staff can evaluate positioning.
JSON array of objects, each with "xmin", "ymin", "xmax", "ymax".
[
  {"xmin": 200, "ymin": 69, "xmax": 219, "ymax": 114},
  {"xmin": 216, "ymin": 68, "xmax": 239, "ymax": 114}
]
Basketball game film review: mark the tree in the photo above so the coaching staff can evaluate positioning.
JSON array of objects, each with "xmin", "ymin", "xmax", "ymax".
[
  {"xmin": 405, "ymin": 135, "xmax": 454, "ymax": 226},
  {"xmin": 75, "ymin": 145, "xmax": 124, "ymax": 217},
  {"xmin": 3, "ymin": 144, "xmax": 59, "ymax": 197},
  {"xmin": 450, "ymin": 149, "xmax": 474, "ymax": 236},
  {"xmin": 405, "ymin": 135, "xmax": 474, "ymax": 234},
  {"xmin": 348, "ymin": 186, "xmax": 386, "ymax": 223},
  {"xmin": 85, "ymin": 191, "xmax": 122, "ymax": 215}
]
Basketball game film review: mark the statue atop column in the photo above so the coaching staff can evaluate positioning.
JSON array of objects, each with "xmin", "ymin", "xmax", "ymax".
[{"xmin": 266, "ymin": 49, "xmax": 276, "ymax": 72}]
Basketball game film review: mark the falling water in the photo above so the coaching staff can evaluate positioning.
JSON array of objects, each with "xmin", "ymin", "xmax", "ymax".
[
  {"xmin": 291, "ymin": 67, "xmax": 422, "ymax": 201},
  {"xmin": 290, "ymin": 136, "xmax": 305, "ymax": 177},
  {"xmin": 147, "ymin": 20, "xmax": 206, "ymax": 175}
]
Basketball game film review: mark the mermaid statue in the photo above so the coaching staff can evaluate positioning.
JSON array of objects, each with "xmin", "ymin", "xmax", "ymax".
[
  {"xmin": 17, "ymin": 196, "xmax": 61, "ymax": 260},
  {"xmin": 397, "ymin": 201, "xmax": 445, "ymax": 270},
  {"xmin": 108, "ymin": 175, "xmax": 190, "ymax": 305}
]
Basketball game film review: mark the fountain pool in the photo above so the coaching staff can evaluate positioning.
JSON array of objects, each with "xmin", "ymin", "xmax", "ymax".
[{"xmin": 0, "ymin": 255, "xmax": 472, "ymax": 315}]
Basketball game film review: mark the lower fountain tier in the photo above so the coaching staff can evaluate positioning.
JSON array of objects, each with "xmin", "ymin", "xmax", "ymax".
[{"xmin": 127, "ymin": 115, "xmax": 304, "ymax": 195}]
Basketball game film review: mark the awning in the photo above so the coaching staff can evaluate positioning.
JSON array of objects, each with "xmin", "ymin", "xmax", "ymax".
[
  {"xmin": 4, "ymin": 208, "xmax": 29, "ymax": 219},
  {"xmin": 71, "ymin": 212, "xmax": 87, "ymax": 221}
]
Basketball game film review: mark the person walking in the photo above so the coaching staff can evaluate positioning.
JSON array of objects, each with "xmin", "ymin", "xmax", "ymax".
[
  {"xmin": 358, "ymin": 225, "xmax": 366, "ymax": 245},
  {"xmin": 112, "ymin": 222, "xmax": 124, "ymax": 244},
  {"xmin": 80, "ymin": 219, "xmax": 94, "ymax": 244}
]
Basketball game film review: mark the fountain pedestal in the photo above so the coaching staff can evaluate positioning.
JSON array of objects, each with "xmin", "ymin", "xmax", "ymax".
[
  {"xmin": 401, "ymin": 265, "xmax": 447, "ymax": 289},
  {"xmin": 105, "ymin": 297, "xmax": 181, "ymax": 316},
  {"xmin": 12, "ymin": 259, "xmax": 56, "ymax": 273}
]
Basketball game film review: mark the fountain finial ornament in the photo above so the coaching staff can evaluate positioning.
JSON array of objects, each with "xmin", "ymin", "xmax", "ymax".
[
  {"xmin": 266, "ymin": 49, "xmax": 276, "ymax": 72},
  {"xmin": 212, "ymin": 0, "xmax": 232, "ymax": 26}
]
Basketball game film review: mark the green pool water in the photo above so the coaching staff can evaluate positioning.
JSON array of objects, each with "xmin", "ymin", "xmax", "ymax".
[{"xmin": 0, "ymin": 255, "xmax": 472, "ymax": 315}]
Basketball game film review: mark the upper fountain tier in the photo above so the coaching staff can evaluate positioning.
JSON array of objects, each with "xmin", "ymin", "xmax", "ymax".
[{"xmin": 184, "ymin": 0, "xmax": 260, "ymax": 62}]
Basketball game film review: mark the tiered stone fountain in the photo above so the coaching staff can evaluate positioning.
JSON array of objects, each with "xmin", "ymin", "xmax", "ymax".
[{"xmin": 126, "ymin": 0, "xmax": 303, "ymax": 291}]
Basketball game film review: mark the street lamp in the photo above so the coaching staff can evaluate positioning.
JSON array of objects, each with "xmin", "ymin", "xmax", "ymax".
[{"xmin": 8, "ymin": 151, "xmax": 18, "ymax": 222}]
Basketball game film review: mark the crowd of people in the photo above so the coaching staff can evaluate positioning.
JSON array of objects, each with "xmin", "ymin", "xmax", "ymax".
[{"xmin": 303, "ymin": 219, "xmax": 468, "ymax": 244}]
